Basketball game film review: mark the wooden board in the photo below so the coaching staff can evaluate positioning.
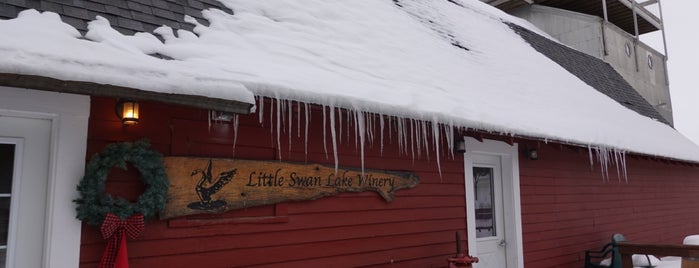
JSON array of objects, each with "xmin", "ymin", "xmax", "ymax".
[{"xmin": 161, "ymin": 157, "xmax": 419, "ymax": 219}]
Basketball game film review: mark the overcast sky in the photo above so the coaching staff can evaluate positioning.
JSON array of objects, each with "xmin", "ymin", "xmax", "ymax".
[{"xmin": 641, "ymin": 2, "xmax": 699, "ymax": 145}]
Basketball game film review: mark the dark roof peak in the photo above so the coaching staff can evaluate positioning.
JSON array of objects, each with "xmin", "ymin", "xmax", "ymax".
[{"xmin": 507, "ymin": 22, "xmax": 670, "ymax": 126}]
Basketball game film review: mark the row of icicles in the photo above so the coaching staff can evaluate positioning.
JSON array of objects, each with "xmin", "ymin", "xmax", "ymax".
[{"xmin": 208, "ymin": 96, "xmax": 629, "ymax": 181}]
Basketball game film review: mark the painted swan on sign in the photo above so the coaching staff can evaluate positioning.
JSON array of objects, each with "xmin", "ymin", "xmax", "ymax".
[{"xmin": 187, "ymin": 159, "xmax": 236, "ymax": 211}]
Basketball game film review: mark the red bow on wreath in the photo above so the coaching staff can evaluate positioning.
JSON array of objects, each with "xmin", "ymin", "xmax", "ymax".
[{"xmin": 99, "ymin": 213, "xmax": 144, "ymax": 268}]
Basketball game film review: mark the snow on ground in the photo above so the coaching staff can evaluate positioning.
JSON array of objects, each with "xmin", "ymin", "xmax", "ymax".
[
  {"xmin": 1, "ymin": 0, "xmax": 699, "ymax": 163},
  {"xmin": 657, "ymin": 256, "xmax": 682, "ymax": 268}
]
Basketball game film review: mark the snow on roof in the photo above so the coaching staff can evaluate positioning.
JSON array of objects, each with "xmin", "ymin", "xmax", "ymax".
[
  {"xmin": 1, "ymin": 0, "xmax": 699, "ymax": 163},
  {"xmin": 0, "ymin": 10, "xmax": 254, "ymax": 105}
]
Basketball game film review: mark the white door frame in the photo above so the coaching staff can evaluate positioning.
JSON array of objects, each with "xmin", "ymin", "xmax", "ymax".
[
  {"xmin": 464, "ymin": 137, "xmax": 523, "ymax": 268},
  {"xmin": 0, "ymin": 86, "xmax": 89, "ymax": 267},
  {"xmin": 0, "ymin": 137, "xmax": 24, "ymax": 268}
]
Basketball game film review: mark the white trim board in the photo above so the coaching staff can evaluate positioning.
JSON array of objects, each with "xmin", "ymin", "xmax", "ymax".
[
  {"xmin": 463, "ymin": 137, "xmax": 523, "ymax": 268},
  {"xmin": 0, "ymin": 86, "xmax": 90, "ymax": 268}
]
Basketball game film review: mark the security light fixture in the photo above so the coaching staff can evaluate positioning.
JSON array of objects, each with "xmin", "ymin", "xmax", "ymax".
[
  {"xmin": 527, "ymin": 148, "xmax": 538, "ymax": 160},
  {"xmin": 455, "ymin": 138, "xmax": 466, "ymax": 153}
]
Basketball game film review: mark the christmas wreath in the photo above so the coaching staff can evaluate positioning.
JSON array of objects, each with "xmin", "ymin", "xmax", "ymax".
[{"xmin": 74, "ymin": 140, "xmax": 169, "ymax": 226}]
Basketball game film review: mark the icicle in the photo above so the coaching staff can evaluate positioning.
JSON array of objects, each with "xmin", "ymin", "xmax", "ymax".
[
  {"xmin": 613, "ymin": 149, "xmax": 621, "ymax": 182},
  {"xmin": 358, "ymin": 111, "xmax": 366, "ymax": 174},
  {"xmin": 415, "ymin": 119, "xmax": 421, "ymax": 159},
  {"xmin": 588, "ymin": 145, "xmax": 594, "ymax": 171},
  {"xmin": 603, "ymin": 148, "xmax": 610, "ymax": 181},
  {"xmin": 338, "ymin": 107, "xmax": 343, "ymax": 145},
  {"xmin": 208, "ymin": 110, "xmax": 212, "ymax": 131},
  {"xmin": 596, "ymin": 146, "xmax": 613, "ymax": 182},
  {"xmin": 595, "ymin": 147, "xmax": 604, "ymax": 181},
  {"xmin": 600, "ymin": 147, "xmax": 609, "ymax": 181},
  {"xmin": 446, "ymin": 123, "xmax": 454, "ymax": 159},
  {"xmin": 304, "ymin": 103, "xmax": 310, "ymax": 162},
  {"xmin": 330, "ymin": 104, "xmax": 339, "ymax": 173},
  {"xmin": 432, "ymin": 117, "xmax": 442, "ymax": 178},
  {"xmin": 409, "ymin": 119, "xmax": 415, "ymax": 162},
  {"xmin": 607, "ymin": 149, "xmax": 613, "ymax": 181},
  {"xmin": 599, "ymin": 147, "xmax": 606, "ymax": 181},
  {"xmin": 354, "ymin": 111, "xmax": 359, "ymax": 152},
  {"xmin": 402, "ymin": 118, "xmax": 408, "ymax": 156},
  {"xmin": 421, "ymin": 121, "xmax": 430, "ymax": 160},
  {"xmin": 370, "ymin": 114, "xmax": 376, "ymax": 147},
  {"xmin": 232, "ymin": 114, "xmax": 239, "ymax": 157},
  {"xmin": 348, "ymin": 110, "xmax": 352, "ymax": 143},
  {"xmin": 322, "ymin": 105, "xmax": 328, "ymax": 159},
  {"xmin": 367, "ymin": 113, "xmax": 374, "ymax": 147},
  {"xmin": 297, "ymin": 101, "xmax": 301, "ymax": 138},
  {"xmin": 365, "ymin": 113, "xmax": 371, "ymax": 147},
  {"xmin": 258, "ymin": 96, "xmax": 265, "ymax": 125},
  {"xmin": 442, "ymin": 125, "xmax": 448, "ymax": 159},
  {"xmin": 269, "ymin": 97, "xmax": 275, "ymax": 138},
  {"xmin": 281, "ymin": 99, "xmax": 286, "ymax": 132},
  {"xmin": 441, "ymin": 125, "xmax": 447, "ymax": 151},
  {"xmin": 621, "ymin": 151, "xmax": 628, "ymax": 183},
  {"xmin": 388, "ymin": 116, "xmax": 393, "ymax": 144},
  {"xmin": 448, "ymin": 124, "xmax": 454, "ymax": 159},
  {"xmin": 611, "ymin": 149, "xmax": 629, "ymax": 183},
  {"xmin": 404, "ymin": 118, "xmax": 410, "ymax": 157},
  {"xmin": 397, "ymin": 118, "xmax": 404, "ymax": 155},
  {"xmin": 380, "ymin": 115, "xmax": 385, "ymax": 156},
  {"xmin": 288, "ymin": 100, "xmax": 292, "ymax": 153},
  {"xmin": 602, "ymin": 147, "xmax": 609, "ymax": 181},
  {"xmin": 276, "ymin": 98, "xmax": 282, "ymax": 160}
]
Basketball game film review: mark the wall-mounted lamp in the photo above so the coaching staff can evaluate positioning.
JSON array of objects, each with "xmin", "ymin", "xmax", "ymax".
[
  {"xmin": 526, "ymin": 148, "xmax": 538, "ymax": 160},
  {"xmin": 212, "ymin": 111, "xmax": 235, "ymax": 122},
  {"xmin": 455, "ymin": 138, "xmax": 466, "ymax": 153},
  {"xmin": 115, "ymin": 99, "xmax": 140, "ymax": 126}
]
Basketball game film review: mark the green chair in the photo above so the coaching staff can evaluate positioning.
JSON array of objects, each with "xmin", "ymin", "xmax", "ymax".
[{"xmin": 584, "ymin": 234, "xmax": 627, "ymax": 268}]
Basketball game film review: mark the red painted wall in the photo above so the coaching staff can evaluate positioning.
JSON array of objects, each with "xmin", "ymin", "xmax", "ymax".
[
  {"xmin": 81, "ymin": 97, "xmax": 699, "ymax": 267},
  {"xmin": 81, "ymin": 97, "xmax": 468, "ymax": 267},
  {"xmin": 519, "ymin": 144, "xmax": 699, "ymax": 267}
]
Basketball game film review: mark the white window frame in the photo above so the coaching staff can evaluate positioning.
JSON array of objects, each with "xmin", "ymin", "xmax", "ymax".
[
  {"xmin": 463, "ymin": 137, "xmax": 523, "ymax": 268},
  {"xmin": 0, "ymin": 86, "xmax": 89, "ymax": 267}
]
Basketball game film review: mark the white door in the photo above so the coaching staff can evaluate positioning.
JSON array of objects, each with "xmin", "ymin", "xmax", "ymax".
[
  {"xmin": 0, "ymin": 116, "xmax": 52, "ymax": 268},
  {"xmin": 464, "ymin": 138, "xmax": 523, "ymax": 268},
  {"xmin": 470, "ymin": 154, "xmax": 506, "ymax": 268}
]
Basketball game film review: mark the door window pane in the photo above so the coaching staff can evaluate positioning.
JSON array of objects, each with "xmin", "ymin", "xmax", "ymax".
[
  {"xmin": 0, "ymin": 198, "xmax": 8, "ymax": 246},
  {"xmin": 0, "ymin": 143, "xmax": 14, "ymax": 267},
  {"xmin": 474, "ymin": 167, "xmax": 495, "ymax": 238},
  {"xmin": 0, "ymin": 144, "xmax": 14, "ymax": 194}
]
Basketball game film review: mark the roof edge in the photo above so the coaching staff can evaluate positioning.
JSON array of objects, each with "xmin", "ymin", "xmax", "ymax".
[{"xmin": 0, "ymin": 73, "xmax": 255, "ymax": 114}]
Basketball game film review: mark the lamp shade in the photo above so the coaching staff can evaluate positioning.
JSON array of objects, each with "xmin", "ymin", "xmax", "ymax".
[{"xmin": 115, "ymin": 100, "xmax": 139, "ymax": 125}]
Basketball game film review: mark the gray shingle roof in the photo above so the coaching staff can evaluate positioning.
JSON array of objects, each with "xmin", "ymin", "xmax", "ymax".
[
  {"xmin": 507, "ymin": 22, "xmax": 670, "ymax": 125},
  {"xmin": 0, "ymin": 0, "xmax": 232, "ymax": 35}
]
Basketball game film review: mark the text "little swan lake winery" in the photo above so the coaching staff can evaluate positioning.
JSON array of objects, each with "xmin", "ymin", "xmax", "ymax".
[{"xmin": 245, "ymin": 169, "xmax": 397, "ymax": 188}]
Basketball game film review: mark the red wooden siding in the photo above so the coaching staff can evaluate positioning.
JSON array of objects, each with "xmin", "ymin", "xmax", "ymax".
[
  {"xmin": 81, "ymin": 97, "xmax": 699, "ymax": 267},
  {"xmin": 519, "ymin": 144, "xmax": 699, "ymax": 267},
  {"xmin": 81, "ymin": 97, "xmax": 468, "ymax": 267}
]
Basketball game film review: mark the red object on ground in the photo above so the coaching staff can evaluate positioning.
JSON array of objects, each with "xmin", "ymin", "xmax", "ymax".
[{"xmin": 448, "ymin": 253, "xmax": 479, "ymax": 268}]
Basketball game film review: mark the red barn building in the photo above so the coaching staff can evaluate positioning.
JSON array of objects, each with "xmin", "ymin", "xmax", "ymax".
[{"xmin": 0, "ymin": 0, "xmax": 696, "ymax": 267}]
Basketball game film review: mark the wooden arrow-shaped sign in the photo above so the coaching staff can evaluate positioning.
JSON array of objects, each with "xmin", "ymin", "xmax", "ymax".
[{"xmin": 160, "ymin": 157, "xmax": 420, "ymax": 219}]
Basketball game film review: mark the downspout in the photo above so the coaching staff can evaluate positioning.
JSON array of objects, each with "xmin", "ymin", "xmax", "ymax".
[
  {"xmin": 632, "ymin": 0, "xmax": 640, "ymax": 72},
  {"xmin": 601, "ymin": 0, "xmax": 609, "ymax": 56},
  {"xmin": 657, "ymin": 0, "xmax": 670, "ymax": 85}
]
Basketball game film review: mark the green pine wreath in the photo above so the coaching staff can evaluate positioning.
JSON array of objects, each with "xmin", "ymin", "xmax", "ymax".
[{"xmin": 75, "ymin": 140, "xmax": 169, "ymax": 226}]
